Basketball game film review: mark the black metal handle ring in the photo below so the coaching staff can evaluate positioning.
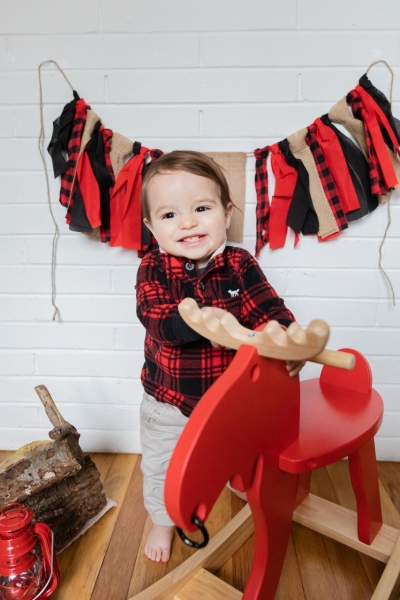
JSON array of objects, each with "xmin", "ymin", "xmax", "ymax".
[{"xmin": 176, "ymin": 514, "xmax": 209, "ymax": 549}]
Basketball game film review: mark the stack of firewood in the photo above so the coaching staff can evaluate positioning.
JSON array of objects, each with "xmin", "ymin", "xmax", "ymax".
[{"xmin": 0, "ymin": 386, "xmax": 107, "ymax": 551}]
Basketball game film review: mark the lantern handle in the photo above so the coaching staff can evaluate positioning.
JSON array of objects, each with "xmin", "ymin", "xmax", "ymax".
[
  {"xmin": 31, "ymin": 527, "xmax": 60, "ymax": 599},
  {"xmin": 0, "ymin": 502, "xmax": 23, "ymax": 517},
  {"xmin": 30, "ymin": 531, "xmax": 54, "ymax": 600}
]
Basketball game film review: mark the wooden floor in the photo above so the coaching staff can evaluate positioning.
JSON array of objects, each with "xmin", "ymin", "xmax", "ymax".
[{"xmin": 2, "ymin": 451, "xmax": 400, "ymax": 599}]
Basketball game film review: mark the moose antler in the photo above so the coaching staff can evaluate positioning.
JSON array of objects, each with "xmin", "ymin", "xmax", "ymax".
[{"xmin": 178, "ymin": 298, "xmax": 355, "ymax": 370}]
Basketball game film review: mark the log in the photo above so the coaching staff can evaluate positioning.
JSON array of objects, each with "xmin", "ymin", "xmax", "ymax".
[
  {"xmin": 24, "ymin": 455, "xmax": 107, "ymax": 552},
  {"xmin": 0, "ymin": 386, "xmax": 107, "ymax": 551},
  {"xmin": 0, "ymin": 437, "xmax": 85, "ymax": 501}
]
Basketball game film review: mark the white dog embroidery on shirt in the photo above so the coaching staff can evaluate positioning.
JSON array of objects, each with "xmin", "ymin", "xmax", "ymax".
[{"xmin": 228, "ymin": 289, "xmax": 240, "ymax": 297}]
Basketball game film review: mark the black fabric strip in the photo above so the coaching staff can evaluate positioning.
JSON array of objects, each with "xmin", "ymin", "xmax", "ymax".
[
  {"xmin": 133, "ymin": 141, "xmax": 142, "ymax": 156},
  {"xmin": 279, "ymin": 139, "xmax": 319, "ymax": 235},
  {"xmin": 320, "ymin": 114, "xmax": 378, "ymax": 221},
  {"xmin": 47, "ymin": 96, "xmax": 77, "ymax": 178},
  {"xmin": 86, "ymin": 121, "xmax": 114, "ymax": 237},
  {"xmin": 69, "ymin": 182, "xmax": 93, "ymax": 233},
  {"xmin": 359, "ymin": 74, "xmax": 400, "ymax": 148}
]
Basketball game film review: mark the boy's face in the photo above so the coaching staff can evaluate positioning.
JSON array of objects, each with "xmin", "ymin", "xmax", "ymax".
[{"xmin": 144, "ymin": 170, "xmax": 233, "ymax": 267}]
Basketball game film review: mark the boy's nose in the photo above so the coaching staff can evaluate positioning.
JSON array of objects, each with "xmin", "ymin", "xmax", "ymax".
[{"xmin": 179, "ymin": 214, "xmax": 197, "ymax": 229}]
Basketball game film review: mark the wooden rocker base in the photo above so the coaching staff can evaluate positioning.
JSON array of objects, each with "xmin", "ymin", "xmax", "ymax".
[
  {"xmin": 176, "ymin": 569, "xmax": 242, "ymax": 600},
  {"xmin": 129, "ymin": 494, "xmax": 400, "ymax": 600}
]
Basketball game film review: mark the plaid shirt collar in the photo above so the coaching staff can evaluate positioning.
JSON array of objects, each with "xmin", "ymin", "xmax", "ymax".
[{"xmin": 158, "ymin": 239, "xmax": 227, "ymax": 273}]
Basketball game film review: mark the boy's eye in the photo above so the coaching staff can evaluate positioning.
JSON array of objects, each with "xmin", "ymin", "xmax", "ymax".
[
  {"xmin": 162, "ymin": 212, "xmax": 175, "ymax": 219},
  {"xmin": 196, "ymin": 206, "xmax": 210, "ymax": 212}
]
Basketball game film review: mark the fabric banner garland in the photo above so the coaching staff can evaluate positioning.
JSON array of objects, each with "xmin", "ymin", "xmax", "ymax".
[{"xmin": 39, "ymin": 60, "xmax": 398, "ymax": 316}]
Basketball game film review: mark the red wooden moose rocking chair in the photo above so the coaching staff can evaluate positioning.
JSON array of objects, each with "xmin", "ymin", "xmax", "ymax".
[{"xmin": 131, "ymin": 299, "xmax": 400, "ymax": 600}]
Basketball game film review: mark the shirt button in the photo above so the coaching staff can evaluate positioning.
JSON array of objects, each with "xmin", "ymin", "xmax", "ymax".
[
  {"xmin": 185, "ymin": 262, "xmax": 194, "ymax": 271},
  {"xmin": 200, "ymin": 282, "xmax": 205, "ymax": 290}
]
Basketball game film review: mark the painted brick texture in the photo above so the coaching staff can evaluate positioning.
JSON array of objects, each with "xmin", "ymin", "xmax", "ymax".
[{"xmin": 1, "ymin": 0, "xmax": 399, "ymax": 458}]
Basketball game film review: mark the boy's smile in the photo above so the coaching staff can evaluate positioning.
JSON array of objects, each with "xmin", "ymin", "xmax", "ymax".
[{"xmin": 144, "ymin": 170, "xmax": 233, "ymax": 268}]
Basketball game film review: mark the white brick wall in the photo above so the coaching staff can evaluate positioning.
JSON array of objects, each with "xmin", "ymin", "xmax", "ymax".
[{"xmin": 1, "ymin": 0, "xmax": 399, "ymax": 458}]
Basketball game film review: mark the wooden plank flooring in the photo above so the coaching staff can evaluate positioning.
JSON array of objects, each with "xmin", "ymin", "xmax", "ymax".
[{"xmin": 1, "ymin": 451, "xmax": 399, "ymax": 599}]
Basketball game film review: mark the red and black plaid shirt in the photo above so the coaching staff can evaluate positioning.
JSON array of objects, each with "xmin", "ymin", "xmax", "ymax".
[
  {"xmin": 306, "ymin": 124, "xmax": 348, "ymax": 232},
  {"xmin": 136, "ymin": 246, "xmax": 295, "ymax": 416}
]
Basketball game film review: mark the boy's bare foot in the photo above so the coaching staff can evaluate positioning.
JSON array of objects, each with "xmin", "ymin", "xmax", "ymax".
[{"xmin": 144, "ymin": 524, "xmax": 175, "ymax": 562}]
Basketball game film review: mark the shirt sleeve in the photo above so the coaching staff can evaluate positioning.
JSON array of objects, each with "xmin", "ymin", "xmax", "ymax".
[
  {"xmin": 239, "ymin": 251, "xmax": 295, "ymax": 329},
  {"xmin": 135, "ymin": 254, "xmax": 202, "ymax": 346}
]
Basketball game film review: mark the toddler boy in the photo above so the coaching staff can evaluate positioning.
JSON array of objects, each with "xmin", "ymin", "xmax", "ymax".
[{"xmin": 136, "ymin": 151, "xmax": 303, "ymax": 562}]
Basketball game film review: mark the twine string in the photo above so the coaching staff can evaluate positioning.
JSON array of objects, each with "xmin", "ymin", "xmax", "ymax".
[
  {"xmin": 366, "ymin": 60, "xmax": 396, "ymax": 305},
  {"xmin": 366, "ymin": 59, "xmax": 394, "ymax": 107},
  {"xmin": 378, "ymin": 201, "xmax": 396, "ymax": 306},
  {"xmin": 38, "ymin": 61, "xmax": 74, "ymax": 320}
]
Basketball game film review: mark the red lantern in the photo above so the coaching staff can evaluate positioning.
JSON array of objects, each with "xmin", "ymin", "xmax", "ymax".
[{"xmin": 0, "ymin": 503, "xmax": 60, "ymax": 599}]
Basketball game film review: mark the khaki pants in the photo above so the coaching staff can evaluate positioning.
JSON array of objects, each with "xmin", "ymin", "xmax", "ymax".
[
  {"xmin": 140, "ymin": 392, "xmax": 188, "ymax": 526},
  {"xmin": 140, "ymin": 391, "xmax": 247, "ymax": 526}
]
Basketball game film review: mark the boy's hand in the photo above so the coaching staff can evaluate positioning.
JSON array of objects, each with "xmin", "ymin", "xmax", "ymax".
[{"xmin": 286, "ymin": 360, "xmax": 306, "ymax": 377}]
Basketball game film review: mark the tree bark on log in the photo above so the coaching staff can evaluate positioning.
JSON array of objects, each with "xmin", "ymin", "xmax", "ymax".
[
  {"xmin": 0, "ymin": 386, "xmax": 108, "ymax": 551},
  {"xmin": 0, "ymin": 437, "xmax": 85, "ymax": 501},
  {"xmin": 24, "ymin": 455, "xmax": 107, "ymax": 552}
]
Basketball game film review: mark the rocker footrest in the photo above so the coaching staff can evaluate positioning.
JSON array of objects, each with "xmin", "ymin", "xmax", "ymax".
[
  {"xmin": 175, "ymin": 568, "xmax": 242, "ymax": 600},
  {"xmin": 293, "ymin": 493, "xmax": 400, "ymax": 563}
]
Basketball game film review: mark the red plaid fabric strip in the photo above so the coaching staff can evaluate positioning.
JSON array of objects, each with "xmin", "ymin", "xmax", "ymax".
[
  {"xmin": 347, "ymin": 90, "xmax": 387, "ymax": 196},
  {"xmin": 102, "ymin": 127, "xmax": 115, "ymax": 184},
  {"xmin": 100, "ymin": 126, "xmax": 115, "ymax": 243},
  {"xmin": 254, "ymin": 146, "xmax": 270, "ymax": 257},
  {"xmin": 306, "ymin": 124, "xmax": 348, "ymax": 231},
  {"xmin": 60, "ymin": 98, "xmax": 90, "ymax": 215},
  {"xmin": 136, "ymin": 247, "xmax": 295, "ymax": 416},
  {"xmin": 137, "ymin": 149, "xmax": 164, "ymax": 257}
]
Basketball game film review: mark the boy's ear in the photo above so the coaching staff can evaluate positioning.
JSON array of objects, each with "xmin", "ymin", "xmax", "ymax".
[
  {"xmin": 143, "ymin": 218, "xmax": 154, "ymax": 235},
  {"xmin": 225, "ymin": 203, "xmax": 234, "ymax": 229}
]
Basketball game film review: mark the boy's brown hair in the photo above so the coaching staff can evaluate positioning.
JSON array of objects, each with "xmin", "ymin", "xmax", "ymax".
[{"xmin": 141, "ymin": 150, "xmax": 233, "ymax": 222}]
